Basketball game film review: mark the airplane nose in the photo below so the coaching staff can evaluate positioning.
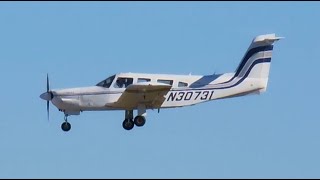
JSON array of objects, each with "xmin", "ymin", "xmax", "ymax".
[{"xmin": 40, "ymin": 92, "xmax": 53, "ymax": 101}]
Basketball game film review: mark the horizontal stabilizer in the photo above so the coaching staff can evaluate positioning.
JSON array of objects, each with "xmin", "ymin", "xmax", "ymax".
[{"xmin": 253, "ymin": 33, "xmax": 284, "ymax": 43}]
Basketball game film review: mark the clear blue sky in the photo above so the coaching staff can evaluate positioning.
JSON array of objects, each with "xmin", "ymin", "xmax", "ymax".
[{"xmin": 0, "ymin": 2, "xmax": 319, "ymax": 178}]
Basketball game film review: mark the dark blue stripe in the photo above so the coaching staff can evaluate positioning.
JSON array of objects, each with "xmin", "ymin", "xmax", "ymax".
[
  {"xmin": 171, "ymin": 58, "xmax": 271, "ymax": 91},
  {"xmin": 189, "ymin": 74, "xmax": 222, "ymax": 88},
  {"xmin": 218, "ymin": 45, "xmax": 273, "ymax": 85},
  {"xmin": 235, "ymin": 45, "xmax": 273, "ymax": 76},
  {"xmin": 217, "ymin": 58, "xmax": 271, "ymax": 89}
]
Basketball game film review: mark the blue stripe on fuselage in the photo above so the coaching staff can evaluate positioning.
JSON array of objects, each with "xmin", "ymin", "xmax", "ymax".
[
  {"xmin": 219, "ymin": 45, "xmax": 273, "ymax": 85},
  {"xmin": 171, "ymin": 58, "xmax": 271, "ymax": 91},
  {"xmin": 235, "ymin": 45, "xmax": 273, "ymax": 77},
  {"xmin": 189, "ymin": 74, "xmax": 222, "ymax": 88}
]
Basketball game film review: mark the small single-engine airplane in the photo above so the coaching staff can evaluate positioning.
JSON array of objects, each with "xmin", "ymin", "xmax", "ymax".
[{"xmin": 40, "ymin": 33, "xmax": 282, "ymax": 131}]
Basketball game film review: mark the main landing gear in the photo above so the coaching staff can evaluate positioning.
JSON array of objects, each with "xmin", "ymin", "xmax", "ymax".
[
  {"xmin": 61, "ymin": 115, "xmax": 71, "ymax": 132},
  {"xmin": 122, "ymin": 108, "xmax": 146, "ymax": 130},
  {"xmin": 58, "ymin": 108, "xmax": 147, "ymax": 131},
  {"xmin": 134, "ymin": 115, "xmax": 146, "ymax": 127}
]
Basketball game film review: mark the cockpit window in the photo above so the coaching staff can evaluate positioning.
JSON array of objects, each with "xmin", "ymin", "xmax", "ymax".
[
  {"xmin": 114, "ymin": 77, "xmax": 133, "ymax": 88},
  {"xmin": 96, "ymin": 75, "xmax": 115, "ymax": 88}
]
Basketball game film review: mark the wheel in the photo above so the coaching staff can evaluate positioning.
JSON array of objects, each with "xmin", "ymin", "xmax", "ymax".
[
  {"xmin": 122, "ymin": 119, "xmax": 134, "ymax": 130},
  {"xmin": 61, "ymin": 122, "xmax": 71, "ymax": 132},
  {"xmin": 134, "ymin": 116, "xmax": 146, "ymax": 127}
]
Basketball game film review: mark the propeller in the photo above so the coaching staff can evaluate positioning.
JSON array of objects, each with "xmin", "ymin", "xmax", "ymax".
[
  {"xmin": 47, "ymin": 74, "xmax": 50, "ymax": 121},
  {"xmin": 40, "ymin": 73, "xmax": 54, "ymax": 121}
]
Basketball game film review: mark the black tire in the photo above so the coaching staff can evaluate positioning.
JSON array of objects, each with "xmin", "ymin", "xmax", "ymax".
[
  {"xmin": 134, "ymin": 116, "xmax": 146, "ymax": 127},
  {"xmin": 122, "ymin": 119, "xmax": 134, "ymax": 130},
  {"xmin": 61, "ymin": 122, "xmax": 71, "ymax": 132}
]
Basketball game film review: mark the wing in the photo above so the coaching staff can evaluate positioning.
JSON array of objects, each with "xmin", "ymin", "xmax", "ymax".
[{"xmin": 106, "ymin": 82, "xmax": 172, "ymax": 109}]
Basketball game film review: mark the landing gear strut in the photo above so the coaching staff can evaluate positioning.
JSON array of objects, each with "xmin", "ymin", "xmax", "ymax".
[
  {"xmin": 135, "ymin": 104, "xmax": 146, "ymax": 127},
  {"xmin": 122, "ymin": 110, "xmax": 134, "ymax": 130},
  {"xmin": 61, "ymin": 115, "xmax": 71, "ymax": 132}
]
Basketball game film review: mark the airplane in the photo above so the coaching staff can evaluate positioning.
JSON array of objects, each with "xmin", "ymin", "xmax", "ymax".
[{"xmin": 40, "ymin": 33, "xmax": 283, "ymax": 132}]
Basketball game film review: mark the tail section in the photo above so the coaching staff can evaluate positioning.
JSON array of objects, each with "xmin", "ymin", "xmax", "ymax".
[
  {"xmin": 235, "ymin": 33, "xmax": 283, "ymax": 90},
  {"xmin": 196, "ymin": 34, "xmax": 282, "ymax": 92},
  {"xmin": 236, "ymin": 33, "xmax": 282, "ymax": 79}
]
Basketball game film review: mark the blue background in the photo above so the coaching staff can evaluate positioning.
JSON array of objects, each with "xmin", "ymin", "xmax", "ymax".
[{"xmin": 0, "ymin": 2, "xmax": 319, "ymax": 178}]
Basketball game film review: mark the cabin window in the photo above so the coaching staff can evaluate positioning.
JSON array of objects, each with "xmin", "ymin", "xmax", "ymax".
[
  {"xmin": 96, "ymin": 75, "xmax": 115, "ymax": 88},
  {"xmin": 157, "ymin": 79, "xmax": 173, "ymax": 85},
  {"xmin": 114, "ymin": 77, "xmax": 133, "ymax": 88},
  {"xmin": 178, "ymin": 82, "xmax": 188, "ymax": 87},
  {"xmin": 138, "ymin": 78, "xmax": 151, "ymax": 83}
]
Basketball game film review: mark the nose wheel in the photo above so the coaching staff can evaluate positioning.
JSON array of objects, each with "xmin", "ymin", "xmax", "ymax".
[{"xmin": 61, "ymin": 115, "xmax": 71, "ymax": 132}]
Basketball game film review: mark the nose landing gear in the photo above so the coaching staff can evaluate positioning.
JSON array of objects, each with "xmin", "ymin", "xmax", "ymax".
[{"xmin": 61, "ymin": 115, "xmax": 71, "ymax": 132}]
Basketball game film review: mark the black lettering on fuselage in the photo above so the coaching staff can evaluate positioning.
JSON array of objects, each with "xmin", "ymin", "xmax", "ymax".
[
  {"xmin": 167, "ymin": 90, "xmax": 214, "ymax": 102},
  {"xmin": 184, "ymin": 92, "xmax": 193, "ymax": 100},
  {"xmin": 176, "ymin": 92, "xmax": 185, "ymax": 101},
  {"xmin": 167, "ymin": 92, "xmax": 177, "ymax": 101}
]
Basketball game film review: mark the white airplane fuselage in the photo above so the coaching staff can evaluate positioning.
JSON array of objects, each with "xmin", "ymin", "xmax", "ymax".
[
  {"xmin": 40, "ymin": 33, "xmax": 282, "ymax": 131},
  {"xmin": 48, "ymin": 72, "xmax": 265, "ymax": 114}
]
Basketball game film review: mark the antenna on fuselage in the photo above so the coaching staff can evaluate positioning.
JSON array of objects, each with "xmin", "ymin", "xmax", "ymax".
[{"xmin": 213, "ymin": 67, "xmax": 219, "ymax": 75}]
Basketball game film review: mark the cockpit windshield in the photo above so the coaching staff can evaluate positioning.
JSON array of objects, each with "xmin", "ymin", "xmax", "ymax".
[{"xmin": 96, "ymin": 75, "xmax": 116, "ymax": 88}]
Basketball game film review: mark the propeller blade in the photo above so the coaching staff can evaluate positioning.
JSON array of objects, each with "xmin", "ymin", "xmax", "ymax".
[
  {"xmin": 47, "ymin": 100, "xmax": 50, "ymax": 121},
  {"xmin": 47, "ymin": 73, "xmax": 49, "ymax": 92},
  {"xmin": 46, "ymin": 73, "xmax": 50, "ymax": 121}
]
